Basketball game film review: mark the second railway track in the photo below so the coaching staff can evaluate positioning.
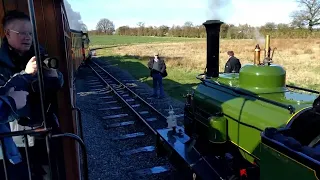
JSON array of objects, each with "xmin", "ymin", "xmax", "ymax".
[{"xmin": 82, "ymin": 58, "xmax": 187, "ymax": 179}]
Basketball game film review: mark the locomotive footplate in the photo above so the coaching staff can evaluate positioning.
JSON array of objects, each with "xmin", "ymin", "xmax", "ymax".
[{"xmin": 156, "ymin": 126, "xmax": 224, "ymax": 180}]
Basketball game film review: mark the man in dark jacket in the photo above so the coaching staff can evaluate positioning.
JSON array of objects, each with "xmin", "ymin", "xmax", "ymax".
[
  {"xmin": 0, "ymin": 10, "xmax": 64, "ymax": 124},
  {"xmin": 147, "ymin": 52, "xmax": 166, "ymax": 99},
  {"xmin": 224, "ymin": 51, "xmax": 241, "ymax": 73},
  {"xmin": 0, "ymin": 10, "xmax": 64, "ymax": 179}
]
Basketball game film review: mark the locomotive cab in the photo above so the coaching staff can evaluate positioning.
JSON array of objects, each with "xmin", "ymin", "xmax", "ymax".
[{"xmin": 260, "ymin": 98, "xmax": 320, "ymax": 180}]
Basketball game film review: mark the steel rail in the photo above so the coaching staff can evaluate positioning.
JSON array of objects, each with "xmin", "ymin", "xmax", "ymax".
[
  {"xmin": 88, "ymin": 63, "xmax": 158, "ymax": 135},
  {"xmin": 90, "ymin": 60, "xmax": 169, "ymax": 120},
  {"xmin": 87, "ymin": 58, "xmax": 223, "ymax": 180}
]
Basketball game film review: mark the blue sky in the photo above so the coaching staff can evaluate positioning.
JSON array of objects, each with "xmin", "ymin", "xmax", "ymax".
[{"xmin": 66, "ymin": 0, "xmax": 299, "ymax": 30}]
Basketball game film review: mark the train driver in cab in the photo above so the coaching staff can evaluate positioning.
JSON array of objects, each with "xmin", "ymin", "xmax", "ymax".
[{"xmin": 224, "ymin": 51, "xmax": 241, "ymax": 73}]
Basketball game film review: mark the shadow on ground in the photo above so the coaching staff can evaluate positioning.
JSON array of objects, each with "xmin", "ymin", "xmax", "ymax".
[
  {"xmin": 91, "ymin": 45, "xmax": 130, "ymax": 51},
  {"xmin": 97, "ymin": 55, "xmax": 200, "ymax": 102}
]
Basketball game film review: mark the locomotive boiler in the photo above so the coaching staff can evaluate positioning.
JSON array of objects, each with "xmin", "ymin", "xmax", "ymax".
[{"xmin": 184, "ymin": 20, "xmax": 320, "ymax": 179}]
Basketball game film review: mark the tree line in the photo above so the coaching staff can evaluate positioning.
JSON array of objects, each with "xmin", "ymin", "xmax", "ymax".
[{"xmin": 90, "ymin": 0, "xmax": 320, "ymax": 39}]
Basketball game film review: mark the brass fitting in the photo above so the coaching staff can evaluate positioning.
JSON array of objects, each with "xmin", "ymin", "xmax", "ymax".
[{"xmin": 254, "ymin": 44, "xmax": 261, "ymax": 65}]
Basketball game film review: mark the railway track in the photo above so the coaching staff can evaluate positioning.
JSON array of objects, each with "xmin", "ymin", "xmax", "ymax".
[{"xmin": 83, "ymin": 58, "xmax": 188, "ymax": 179}]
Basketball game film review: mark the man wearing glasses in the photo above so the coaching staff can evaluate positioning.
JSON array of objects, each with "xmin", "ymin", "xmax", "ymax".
[
  {"xmin": 147, "ymin": 52, "xmax": 167, "ymax": 99},
  {"xmin": 0, "ymin": 10, "xmax": 64, "ymax": 179}
]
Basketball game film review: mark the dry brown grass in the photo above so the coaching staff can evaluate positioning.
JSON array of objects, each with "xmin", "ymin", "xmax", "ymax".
[{"xmin": 110, "ymin": 38, "xmax": 320, "ymax": 87}]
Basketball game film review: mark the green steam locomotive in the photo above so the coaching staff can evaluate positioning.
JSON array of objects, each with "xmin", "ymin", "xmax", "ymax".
[{"xmin": 184, "ymin": 20, "xmax": 320, "ymax": 180}]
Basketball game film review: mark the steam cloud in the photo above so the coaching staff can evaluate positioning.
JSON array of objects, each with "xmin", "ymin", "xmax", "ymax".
[
  {"xmin": 63, "ymin": 0, "xmax": 85, "ymax": 31},
  {"xmin": 254, "ymin": 28, "xmax": 265, "ymax": 45},
  {"xmin": 206, "ymin": 0, "xmax": 232, "ymax": 20}
]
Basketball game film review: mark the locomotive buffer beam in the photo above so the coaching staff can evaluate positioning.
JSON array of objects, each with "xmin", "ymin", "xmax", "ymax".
[{"xmin": 156, "ymin": 126, "xmax": 223, "ymax": 180}]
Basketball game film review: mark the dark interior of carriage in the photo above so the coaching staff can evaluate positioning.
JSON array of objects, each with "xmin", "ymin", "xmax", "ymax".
[{"xmin": 262, "ymin": 107, "xmax": 320, "ymax": 169}]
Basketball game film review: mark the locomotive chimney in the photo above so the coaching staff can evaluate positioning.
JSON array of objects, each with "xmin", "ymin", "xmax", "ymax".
[{"xmin": 203, "ymin": 20, "xmax": 224, "ymax": 78}]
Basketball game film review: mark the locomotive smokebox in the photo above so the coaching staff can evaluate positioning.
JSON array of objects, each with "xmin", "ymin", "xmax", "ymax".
[{"xmin": 203, "ymin": 20, "xmax": 224, "ymax": 78}]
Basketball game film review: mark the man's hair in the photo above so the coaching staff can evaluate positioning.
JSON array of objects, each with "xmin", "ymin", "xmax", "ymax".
[
  {"xmin": 227, "ymin": 51, "xmax": 234, "ymax": 56},
  {"xmin": 2, "ymin": 10, "xmax": 30, "ymax": 29}
]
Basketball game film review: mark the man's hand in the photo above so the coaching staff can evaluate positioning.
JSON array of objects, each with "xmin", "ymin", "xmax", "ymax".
[
  {"xmin": 6, "ymin": 87, "xmax": 29, "ymax": 110},
  {"xmin": 25, "ymin": 56, "xmax": 38, "ymax": 75}
]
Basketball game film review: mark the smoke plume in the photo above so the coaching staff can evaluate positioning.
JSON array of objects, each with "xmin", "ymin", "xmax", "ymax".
[
  {"xmin": 254, "ymin": 28, "xmax": 265, "ymax": 45},
  {"xmin": 63, "ymin": 0, "xmax": 85, "ymax": 31},
  {"xmin": 206, "ymin": 0, "xmax": 232, "ymax": 20}
]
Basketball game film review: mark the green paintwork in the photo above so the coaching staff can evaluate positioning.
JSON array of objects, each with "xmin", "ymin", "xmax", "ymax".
[
  {"xmin": 208, "ymin": 116, "xmax": 227, "ymax": 143},
  {"xmin": 188, "ymin": 64, "xmax": 318, "ymax": 163},
  {"xmin": 260, "ymin": 143, "xmax": 318, "ymax": 180},
  {"xmin": 239, "ymin": 64, "xmax": 286, "ymax": 93}
]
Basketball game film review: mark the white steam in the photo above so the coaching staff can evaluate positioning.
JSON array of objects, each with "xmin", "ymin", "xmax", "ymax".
[
  {"xmin": 63, "ymin": 0, "xmax": 85, "ymax": 31},
  {"xmin": 254, "ymin": 28, "xmax": 265, "ymax": 45},
  {"xmin": 206, "ymin": 0, "xmax": 232, "ymax": 20}
]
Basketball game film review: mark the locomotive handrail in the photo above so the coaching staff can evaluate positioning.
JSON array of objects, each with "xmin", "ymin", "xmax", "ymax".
[
  {"xmin": 27, "ymin": 0, "xmax": 48, "ymax": 128},
  {"xmin": 286, "ymin": 84, "xmax": 319, "ymax": 94},
  {"xmin": 196, "ymin": 73, "xmax": 296, "ymax": 114},
  {"xmin": 0, "ymin": 128, "xmax": 51, "ymax": 180},
  {"xmin": 0, "ymin": 128, "xmax": 50, "ymax": 138},
  {"xmin": 0, "ymin": 128, "xmax": 88, "ymax": 180},
  {"xmin": 72, "ymin": 107, "xmax": 84, "ymax": 139},
  {"xmin": 27, "ymin": 1, "xmax": 54, "ymax": 178},
  {"xmin": 71, "ymin": 107, "xmax": 86, "ymax": 180},
  {"xmin": 52, "ymin": 133, "xmax": 88, "ymax": 180}
]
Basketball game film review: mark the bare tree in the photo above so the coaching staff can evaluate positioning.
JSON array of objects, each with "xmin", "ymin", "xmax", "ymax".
[
  {"xmin": 96, "ymin": 18, "xmax": 115, "ymax": 35},
  {"xmin": 137, "ymin": 22, "xmax": 145, "ymax": 36},
  {"xmin": 291, "ymin": 0, "xmax": 320, "ymax": 31},
  {"xmin": 137, "ymin": 22, "xmax": 145, "ymax": 27},
  {"xmin": 184, "ymin": 21, "xmax": 193, "ymax": 27}
]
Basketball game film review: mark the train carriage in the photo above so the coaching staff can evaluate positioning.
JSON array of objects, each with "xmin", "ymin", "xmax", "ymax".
[{"xmin": 0, "ymin": 0, "xmax": 89, "ymax": 179}]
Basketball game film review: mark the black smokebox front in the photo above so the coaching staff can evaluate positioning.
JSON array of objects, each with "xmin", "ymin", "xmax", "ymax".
[{"xmin": 203, "ymin": 20, "xmax": 223, "ymax": 78}]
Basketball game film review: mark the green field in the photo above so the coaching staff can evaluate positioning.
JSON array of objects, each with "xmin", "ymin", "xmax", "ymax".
[
  {"xmin": 91, "ymin": 35, "xmax": 320, "ymax": 102},
  {"xmin": 89, "ymin": 35, "xmax": 203, "ymax": 102},
  {"xmin": 99, "ymin": 54, "xmax": 200, "ymax": 102},
  {"xmin": 89, "ymin": 35, "xmax": 202, "ymax": 47}
]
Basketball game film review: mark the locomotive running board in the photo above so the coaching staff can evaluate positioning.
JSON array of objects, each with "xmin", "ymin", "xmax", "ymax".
[{"xmin": 156, "ymin": 127, "xmax": 223, "ymax": 180}]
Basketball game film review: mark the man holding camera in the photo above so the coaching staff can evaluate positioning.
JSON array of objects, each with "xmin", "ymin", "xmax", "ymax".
[
  {"xmin": 0, "ymin": 10, "xmax": 64, "ymax": 123},
  {"xmin": 0, "ymin": 10, "xmax": 64, "ymax": 179}
]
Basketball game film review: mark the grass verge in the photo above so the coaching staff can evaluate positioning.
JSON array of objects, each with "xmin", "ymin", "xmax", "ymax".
[{"xmin": 100, "ymin": 54, "xmax": 201, "ymax": 102}]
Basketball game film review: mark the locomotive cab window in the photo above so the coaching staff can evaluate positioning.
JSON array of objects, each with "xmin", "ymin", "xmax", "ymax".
[{"xmin": 286, "ymin": 108, "xmax": 320, "ymax": 146}]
